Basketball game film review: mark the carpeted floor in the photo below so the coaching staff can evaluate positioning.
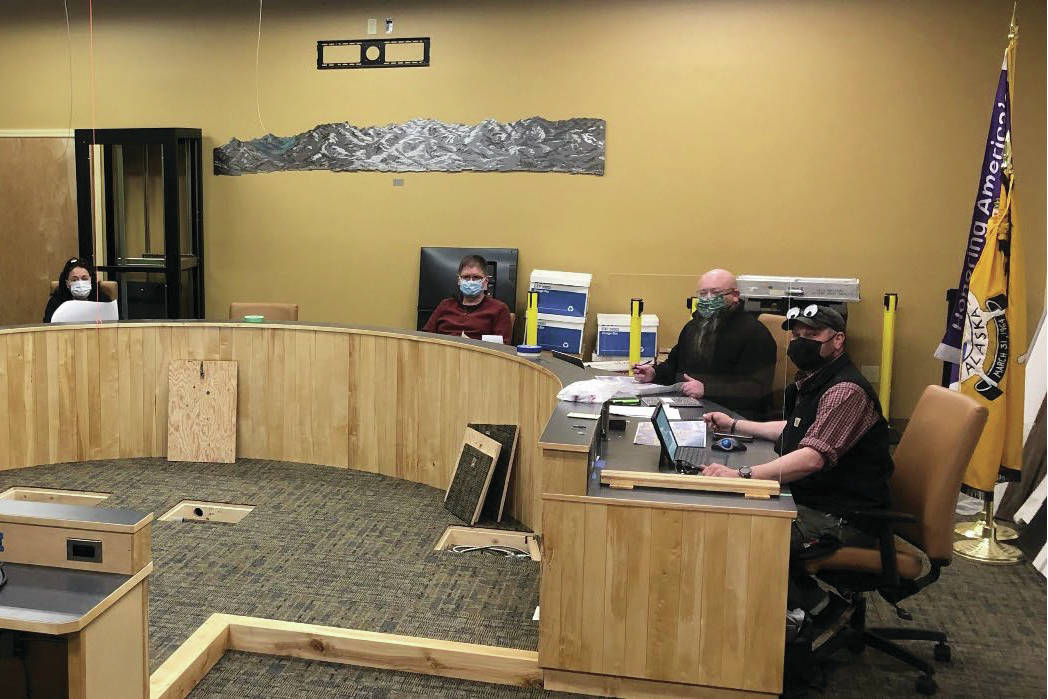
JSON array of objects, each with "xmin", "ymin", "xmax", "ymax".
[{"xmin": 0, "ymin": 458, "xmax": 1043, "ymax": 697}]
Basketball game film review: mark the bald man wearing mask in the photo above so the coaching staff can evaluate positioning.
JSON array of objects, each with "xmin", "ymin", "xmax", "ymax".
[{"xmin": 633, "ymin": 268, "xmax": 777, "ymax": 419}]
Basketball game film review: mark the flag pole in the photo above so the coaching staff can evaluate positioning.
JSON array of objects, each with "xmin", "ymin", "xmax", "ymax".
[{"xmin": 951, "ymin": 7, "xmax": 1025, "ymax": 564}]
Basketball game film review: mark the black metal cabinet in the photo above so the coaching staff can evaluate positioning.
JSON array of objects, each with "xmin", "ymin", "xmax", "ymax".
[{"xmin": 74, "ymin": 128, "xmax": 204, "ymax": 319}]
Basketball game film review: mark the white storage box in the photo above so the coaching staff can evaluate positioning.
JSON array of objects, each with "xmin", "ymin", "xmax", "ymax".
[
  {"xmin": 595, "ymin": 314, "xmax": 659, "ymax": 358},
  {"xmin": 536, "ymin": 313, "xmax": 585, "ymax": 354},
  {"xmin": 736, "ymin": 275, "xmax": 860, "ymax": 302},
  {"xmin": 529, "ymin": 269, "xmax": 592, "ymax": 319}
]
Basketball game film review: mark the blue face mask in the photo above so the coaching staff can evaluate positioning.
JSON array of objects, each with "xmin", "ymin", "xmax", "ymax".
[{"xmin": 459, "ymin": 279, "xmax": 484, "ymax": 297}]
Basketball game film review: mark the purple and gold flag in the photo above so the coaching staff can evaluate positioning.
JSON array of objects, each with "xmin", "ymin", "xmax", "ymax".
[{"xmin": 937, "ymin": 21, "xmax": 1026, "ymax": 493}]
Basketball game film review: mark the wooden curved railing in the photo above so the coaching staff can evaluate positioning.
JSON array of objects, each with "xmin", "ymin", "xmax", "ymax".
[{"xmin": 0, "ymin": 322, "xmax": 570, "ymax": 529}]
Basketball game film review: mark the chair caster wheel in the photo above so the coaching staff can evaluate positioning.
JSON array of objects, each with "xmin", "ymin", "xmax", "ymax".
[
  {"xmin": 934, "ymin": 643, "xmax": 951, "ymax": 662},
  {"xmin": 916, "ymin": 674, "xmax": 937, "ymax": 695}
]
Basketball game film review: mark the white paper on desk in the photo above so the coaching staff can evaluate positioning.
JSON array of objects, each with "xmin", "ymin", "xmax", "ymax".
[
  {"xmin": 664, "ymin": 406, "xmax": 682, "ymax": 420},
  {"xmin": 585, "ymin": 359, "xmax": 632, "ymax": 372},
  {"xmin": 609, "ymin": 405, "xmax": 656, "ymax": 418},
  {"xmin": 633, "ymin": 422, "xmax": 660, "ymax": 446},
  {"xmin": 671, "ymin": 420, "xmax": 707, "ymax": 447},
  {"xmin": 481, "ymin": 334, "xmax": 504, "ymax": 344},
  {"xmin": 589, "ymin": 376, "xmax": 682, "ymax": 398},
  {"xmin": 633, "ymin": 382, "xmax": 683, "ymax": 396}
]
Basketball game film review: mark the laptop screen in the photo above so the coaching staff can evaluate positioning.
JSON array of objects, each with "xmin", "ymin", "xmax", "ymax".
[{"xmin": 653, "ymin": 404, "xmax": 678, "ymax": 456}]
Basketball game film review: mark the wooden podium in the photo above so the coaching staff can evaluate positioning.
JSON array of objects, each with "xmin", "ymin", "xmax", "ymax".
[{"xmin": 0, "ymin": 500, "xmax": 153, "ymax": 698}]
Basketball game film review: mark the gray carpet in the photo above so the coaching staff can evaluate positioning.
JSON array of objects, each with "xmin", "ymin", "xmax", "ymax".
[{"xmin": 0, "ymin": 458, "xmax": 1043, "ymax": 697}]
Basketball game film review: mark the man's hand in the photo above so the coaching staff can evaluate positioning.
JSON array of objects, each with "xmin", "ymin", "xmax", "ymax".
[
  {"xmin": 632, "ymin": 363, "xmax": 655, "ymax": 383},
  {"xmin": 703, "ymin": 411, "xmax": 733, "ymax": 432},
  {"xmin": 681, "ymin": 373, "xmax": 705, "ymax": 398},
  {"xmin": 702, "ymin": 463, "xmax": 738, "ymax": 478}
]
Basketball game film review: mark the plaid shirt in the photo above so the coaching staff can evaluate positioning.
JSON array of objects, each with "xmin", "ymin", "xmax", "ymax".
[{"xmin": 792, "ymin": 366, "xmax": 879, "ymax": 469}]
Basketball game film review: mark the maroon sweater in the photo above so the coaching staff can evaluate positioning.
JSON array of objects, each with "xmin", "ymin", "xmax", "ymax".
[{"xmin": 423, "ymin": 296, "xmax": 513, "ymax": 344}]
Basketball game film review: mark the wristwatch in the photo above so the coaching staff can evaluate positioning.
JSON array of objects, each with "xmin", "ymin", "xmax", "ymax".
[{"xmin": 738, "ymin": 466, "xmax": 752, "ymax": 479}]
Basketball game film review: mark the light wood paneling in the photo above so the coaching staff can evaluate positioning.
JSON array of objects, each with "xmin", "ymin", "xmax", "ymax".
[
  {"xmin": 68, "ymin": 580, "xmax": 149, "ymax": 699},
  {"xmin": 0, "ymin": 137, "xmax": 77, "ymax": 327},
  {"xmin": 539, "ymin": 496, "xmax": 791, "ymax": 695},
  {"xmin": 149, "ymin": 614, "xmax": 230, "ymax": 699},
  {"xmin": 224, "ymin": 615, "xmax": 543, "ymax": 688},
  {"xmin": 0, "ymin": 521, "xmax": 149, "ymax": 575},
  {"xmin": 0, "ymin": 324, "xmax": 566, "ymax": 530},
  {"xmin": 0, "ymin": 486, "xmax": 110, "ymax": 505},
  {"xmin": 601, "ymin": 470, "xmax": 779, "ymax": 498},
  {"xmin": 543, "ymin": 668, "xmax": 774, "ymax": 697}
]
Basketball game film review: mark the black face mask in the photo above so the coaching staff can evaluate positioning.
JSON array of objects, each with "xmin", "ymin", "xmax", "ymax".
[{"xmin": 787, "ymin": 336, "xmax": 833, "ymax": 371}]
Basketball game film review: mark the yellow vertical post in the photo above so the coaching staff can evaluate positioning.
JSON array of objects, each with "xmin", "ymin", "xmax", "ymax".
[
  {"xmin": 880, "ymin": 293, "xmax": 898, "ymax": 419},
  {"xmin": 525, "ymin": 291, "xmax": 539, "ymax": 345},
  {"xmin": 628, "ymin": 298, "xmax": 644, "ymax": 376},
  {"xmin": 687, "ymin": 296, "xmax": 699, "ymax": 315}
]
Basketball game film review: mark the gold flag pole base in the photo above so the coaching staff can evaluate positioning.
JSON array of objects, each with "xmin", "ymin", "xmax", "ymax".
[
  {"xmin": 953, "ymin": 499, "xmax": 1023, "ymax": 565},
  {"xmin": 954, "ymin": 519, "xmax": 1019, "ymax": 541}
]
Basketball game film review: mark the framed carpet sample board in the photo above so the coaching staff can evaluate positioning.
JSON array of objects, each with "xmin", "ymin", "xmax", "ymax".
[
  {"xmin": 444, "ymin": 428, "xmax": 502, "ymax": 525},
  {"xmin": 468, "ymin": 423, "xmax": 519, "ymax": 522},
  {"xmin": 167, "ymin": 360, "xmax": 238, "ymax": 463}
]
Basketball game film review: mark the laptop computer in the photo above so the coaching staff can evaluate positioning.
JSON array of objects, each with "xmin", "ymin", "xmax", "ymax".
[{"xmin": 651, "ymin": 403, "xmax": 706, "ymax": 473}]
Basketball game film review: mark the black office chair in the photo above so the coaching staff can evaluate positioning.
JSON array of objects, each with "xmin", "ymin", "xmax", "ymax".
[{"xmin": 805, "ymin": 386, "xmax": 988, "ymax": 695}]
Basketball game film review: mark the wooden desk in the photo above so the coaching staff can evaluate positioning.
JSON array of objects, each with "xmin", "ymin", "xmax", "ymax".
[
  {"xmin": 0, "ymin": 501, "xmax": 153, "ymax": 698},
  {"xmin": 539, "ymin": 410, "xmax": 796, "ymax": 697}
]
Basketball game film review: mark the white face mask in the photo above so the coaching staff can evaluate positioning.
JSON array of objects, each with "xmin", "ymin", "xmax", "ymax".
[{"xmin": 69, "ymin": 280, "xmax": 92, "ymax": 299}]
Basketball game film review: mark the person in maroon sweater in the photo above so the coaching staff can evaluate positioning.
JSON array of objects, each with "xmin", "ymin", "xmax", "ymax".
[{"xmin": 422, "ymin": 255, "xmax": 513, "ymax": 344}]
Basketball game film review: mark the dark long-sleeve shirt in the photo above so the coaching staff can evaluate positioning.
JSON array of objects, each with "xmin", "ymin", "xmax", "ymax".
[
  {"xmin": 653, "ymin": 308, "xmax": 777, "ymax": 419},
  {"xmin": 423, "ymin": 295, "xmax": 513, "ymax": 344}
]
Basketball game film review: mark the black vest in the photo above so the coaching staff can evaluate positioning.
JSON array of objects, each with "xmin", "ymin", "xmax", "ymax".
[{"xmin": 776, "ymin": 354, "xmax": 893, "ymax": 515}]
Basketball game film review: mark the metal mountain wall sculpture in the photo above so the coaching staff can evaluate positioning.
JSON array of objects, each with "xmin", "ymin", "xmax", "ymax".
[{"xmin": 214, "ymin": 116, "xmax": 605, "ymax": 176}]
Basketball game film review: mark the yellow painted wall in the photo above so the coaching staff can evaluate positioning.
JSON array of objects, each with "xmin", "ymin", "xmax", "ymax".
[{"xmin": 0, "ymin": 0, "xmax": 1043, "ymax": 418}]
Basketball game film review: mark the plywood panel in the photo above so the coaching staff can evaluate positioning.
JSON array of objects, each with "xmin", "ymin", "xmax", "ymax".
[
  {"xmin": 0, "ymin": 138, "xmax": 77, "ymax": 327},
  {"xmin": 167, "ymin": 360, "xmax": 237, "ymax": 463}
]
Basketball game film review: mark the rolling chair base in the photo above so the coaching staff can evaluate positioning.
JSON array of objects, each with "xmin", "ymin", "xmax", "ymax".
[{"xmin": 819, "ymin": 597, "xmax": 950, "ymax": 695}]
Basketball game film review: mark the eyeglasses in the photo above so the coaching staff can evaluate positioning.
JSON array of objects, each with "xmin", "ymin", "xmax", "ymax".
[
  {"xmin": 697, "ymin": 287, "xmax": 737, "ymax": 298},
  {"xmin": 459, "ymin": 273, "xmax": 486, "ymax": 281}
]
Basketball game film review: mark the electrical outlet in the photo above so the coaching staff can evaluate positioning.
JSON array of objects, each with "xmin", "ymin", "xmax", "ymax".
[
  {"xmin": 367, "ymin": 18, "xmax": 377, "ymax": 34},
  {"xmin": 861, "ymin": 365, "xmax": 880, "ymax": 384}
]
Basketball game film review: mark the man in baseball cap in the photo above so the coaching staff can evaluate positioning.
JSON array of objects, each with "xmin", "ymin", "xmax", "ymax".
[{"xmin": 701, "ymin": 303, "xmax": 894, "ymax": 622}]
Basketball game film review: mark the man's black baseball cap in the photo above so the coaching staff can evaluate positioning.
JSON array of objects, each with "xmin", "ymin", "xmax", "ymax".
[{"xmin": 782, "ymin": 304, "xmax": 846, "ymax": 332}]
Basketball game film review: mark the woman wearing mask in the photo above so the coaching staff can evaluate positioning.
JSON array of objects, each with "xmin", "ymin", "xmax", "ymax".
[
  {"xmin": 422, "ymin": 254, "xmax": 513, "ymax": 344},
  {"xmin": 43, "ymin": 257, "xmax": 112, "ymax": 323}
]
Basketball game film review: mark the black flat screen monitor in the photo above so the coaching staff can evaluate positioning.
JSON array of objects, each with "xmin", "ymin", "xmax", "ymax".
[{"xmin": 417, "ymin": 247, "xmax": 518, "ymax": 330}]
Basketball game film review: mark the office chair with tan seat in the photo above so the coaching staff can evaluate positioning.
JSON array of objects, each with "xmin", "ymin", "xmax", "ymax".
[
  {"xmin": 757, "ymin": 313, "xmax": 794, "ymax": 418},
  {"xmin": 50, "ymin": 279, "xmax": 119, "ymax": 300},
  {"xmin": 806, "ymin": 385, "xmax": 988, "ymax": 695},
  {"xmin": 229, "ymin": 302, "xmax": 299, "ymax": 321}
]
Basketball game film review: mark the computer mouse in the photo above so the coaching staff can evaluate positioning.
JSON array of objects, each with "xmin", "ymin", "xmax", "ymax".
[{"xmin": 711, "ymin": 437, "xmax": 747, "ymax": 452}]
